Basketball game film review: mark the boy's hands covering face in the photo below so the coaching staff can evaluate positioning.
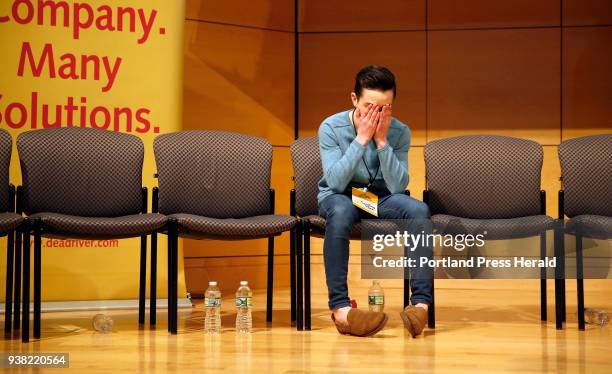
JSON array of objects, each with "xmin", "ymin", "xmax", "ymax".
[
  {"xmin": 354, "ymin": 103, "xmax": 392, "ymax": 148},
  {"xmin": 354, "ymin": 104, "xmax": 380, "ymax": 146},
  {"xmin": 374, "ymin": 104, "xmax": 392, "ymax": 149}
]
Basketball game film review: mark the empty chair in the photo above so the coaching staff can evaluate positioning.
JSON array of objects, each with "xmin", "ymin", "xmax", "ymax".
[
  {"xmin": 17, "ymin": 127, "xmax": 167, "ymax": 342},
  {"xmin": 290, "ymin": 136, "xmax": 421, "ymax": 331},
  {"xmin": 0, "ymin": 129, "xmax": 24, "ymax": 338},
  {"xmin": 558, "ymin": 134, "xmax": 612, "ymax": 330},
  {"xmin": 424, "ymin": 135, "xmax": 561, "ymax": 327},
  {"xmin": 153, "ymin": 130, "xmax": 296, "ymax": 334}
]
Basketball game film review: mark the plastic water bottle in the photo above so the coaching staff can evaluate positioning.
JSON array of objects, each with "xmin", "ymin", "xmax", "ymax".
[
  {"xmin": 368, "ymin": 280, "xmax": 384, "ymax": 312},
  {"xmin": 92, "ymin": 314, "xmax": 113, "ymax": 333},
  {"xmin": 204, "ymin": 281, "xmax": 222, "ymax": 334},
  {"xmin": 235, "ymin": 281, "xmax": 252, "ymax": 333},
  {"xmin": 585, "ymin": 308, "xmax": 609, "ymax": 326}
]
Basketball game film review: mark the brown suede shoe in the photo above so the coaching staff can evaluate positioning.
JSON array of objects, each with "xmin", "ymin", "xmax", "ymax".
[
  {"xmin": 332, "ymin": 308, "xmax": 388, "ymax": 337},
  {"xmin": 399, "ymin": 306, "xmax": 428, "ymax": 338}
]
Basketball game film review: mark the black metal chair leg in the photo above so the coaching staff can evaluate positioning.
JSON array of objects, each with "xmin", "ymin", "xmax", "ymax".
[
  {"xmin": 540, "ymin": 231, "xmax": 547, "ymax": 321},
  {"xmin": 428, "ymin": 278, "xmax": 435, "ymax": 329},
  {"xmin": 561, "ymin": 276, "xmax": 566, "ymax": 323},
  {"xmin": 296, "ymin": 222, "xmax": 303, "ymax": 331},
  {"xmin": 266, "ymin": 237, "xmax": 274, "ymax": 323},
  {"xmin": 167, "ymin": 225, "xmax": 174, "ymax": 334},
  {"xmin": 403, "ymin": 278, "xmax": 410, "ymax": 308},
  {"xmin": 576, "ymin": 279, "xmax": 584, "ymax": 329},
  {"xmin": 562, "ymin": 280, "xmax": 567, "ymax": 323},
  {"xmin": 13, "ymin": 227, "xmax": 21, "ymax": 331},
  {"xmin": 554, "ymin": 281, "xmax": 562, "ymax": 329},
  {"xmin": 4, "ymin": 230, "xmax": 14, "ymax": 338},
  {"xmin": 169, "ymin": 219, "xmax": 178, "ymax": 335},
  {"xmin": 138, "ymin": 235, "xmax": 147, "ymax": 325},
  {"xmin": 150, "ymin": 231, "xmax": 157, "ymax": 326},
  {"xmin": 554, "ymin": 220, "xmax": 564, "ymax": 330},
  {"xmin": 290, "ymin": 227, "xmax": 296, "ymax": 323},
  {"xmin": 561, "ymin": 237, "xmax": 567, "ymax": 323},
  {"xmin": 304, "ymin": 220, "xmax": 311, "ymax": 331},
  {"xmin": 151, "ymin": 187, "xmax": 159, "ymax": 327},
  {"xmin": 22, "ymin": 222, "xmax": 30, "ymax": 343},
  {"xmin": 576, "ymin": 228, "xmax": 585, "ymax": 330},
  {"xmin": 33, "ymin": 220, "xmax": 41, "ymax": 339}
]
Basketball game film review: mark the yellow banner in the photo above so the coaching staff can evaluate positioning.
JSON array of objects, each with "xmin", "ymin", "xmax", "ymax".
[{"xmin": 0, "ymin": 0, "xmax": 186, "ymax": 302}]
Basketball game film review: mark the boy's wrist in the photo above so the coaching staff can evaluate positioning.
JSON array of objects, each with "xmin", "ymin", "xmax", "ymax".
[
  {"xmin": 376, "ymin": 140, "xmax": 388, "ymax": 150},
  {"xmin": 355, "ymin": 135, "xmax": 369, "ymax": 146}
]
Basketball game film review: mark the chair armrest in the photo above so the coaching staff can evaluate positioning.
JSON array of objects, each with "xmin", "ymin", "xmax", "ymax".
[
  {"xmin": 558, "ymin": 190, "xmax": 564, "ymax": 220},
  {"xmin": 540, "ymin": 190, "xmax": 546, "ymax": 215},
  {"xmin": 269, "ymin": 188, "xmax": 275, "ymax": 214},
  {"xmin": 8, "ymin": 184, "xmax": 15, "ymax": 213},
  {"xmin": 16, "ymin": 185, "xmax": 23, "ymax": 214},
  {"xmin": 290, "ymin": 189, "xmax": 296, "ymax": 217},
  {"xmin": 141, "ymin": 187, "xmax": 148, "ymax": 214},
  {"xmin": 423, "ymin": 189, "xmax": 430, "ymax": 206},
  {"xmin": 152, "ymin": 187, "xmax": 159, "ymax": 213}
]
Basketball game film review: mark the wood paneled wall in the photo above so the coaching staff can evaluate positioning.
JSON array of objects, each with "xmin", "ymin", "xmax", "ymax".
[
  {"xmin": 297, "ymin": 0, "xmax": 612, "ymax": 222},
  {"xmin": 182, "ymin": 0, "xmax": 612, "ymax": 295},
  {"xmin": 183, "ymin": 0, "xmax": 295, "ymax": 295}
]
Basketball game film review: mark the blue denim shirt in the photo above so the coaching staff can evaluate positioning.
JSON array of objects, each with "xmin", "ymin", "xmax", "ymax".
[{"xmin": 317, "ymin": 109, "xmax": 411, "ymax": 204}]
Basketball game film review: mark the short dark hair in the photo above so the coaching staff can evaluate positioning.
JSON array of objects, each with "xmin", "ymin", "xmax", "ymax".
[{"xmin": 354, "ymin": 65, "xmax": 396, "ymax": 98}]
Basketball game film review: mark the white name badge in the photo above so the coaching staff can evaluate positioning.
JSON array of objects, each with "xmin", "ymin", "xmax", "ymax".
[{"xmin": 351, "ymin": 187, "xmax": 378, "ymax": 217}]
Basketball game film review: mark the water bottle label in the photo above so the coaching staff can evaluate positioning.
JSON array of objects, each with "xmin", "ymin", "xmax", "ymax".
[
  {"xmin": 368, "ymin": 295, "xmax": 384, "ymax": 305},
  {"xmin": 205, "ymin": 297, "xmax": 221, "ymax": 307},
  {"xmin": 236, "ymin": 296, "xmax": 252, "ymax": 307}
]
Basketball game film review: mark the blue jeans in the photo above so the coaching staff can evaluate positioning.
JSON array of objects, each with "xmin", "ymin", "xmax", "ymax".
[{"xmin": 319, "ymin": 191, "xmax": 433, "ymax": 310}]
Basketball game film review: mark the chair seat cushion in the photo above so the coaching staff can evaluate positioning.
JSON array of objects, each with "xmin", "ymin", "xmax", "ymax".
[
  {"xmin": 566, "ymin": 215, "xmax": 612, "ymax": 240},
  {"xmin": 431, "ymin": 214, "xmax": 555, "ymax": 240},
  {"xmin": 30, "ymin": 212, "xmax": 167, "ymax": 239},
  {"xmin": 0, "ymin": 212, "xmax": 23, "ymax": 234},
  {"xmin": 169, "ymin": 213, "xmax": 296, "ymax": 239}
]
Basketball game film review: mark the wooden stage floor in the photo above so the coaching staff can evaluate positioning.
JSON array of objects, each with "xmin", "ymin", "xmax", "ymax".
[{"xmin": 2, "ymin": 280, "xmax": 611, "ymax": 373}]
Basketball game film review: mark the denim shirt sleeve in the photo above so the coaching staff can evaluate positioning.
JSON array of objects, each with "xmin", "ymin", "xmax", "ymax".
[
  {"xmin": 377, "ymin": 125, "xmax": 410, "ymax": 193},
  {"xmin": 318, "ymin": 122, "xmax": 366, "ymax": 193}
]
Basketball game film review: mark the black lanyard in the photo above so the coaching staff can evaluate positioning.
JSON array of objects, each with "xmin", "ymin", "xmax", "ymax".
[{"xmin": 351, "ymin": 109, "xmax": 380, "ymax": 189}]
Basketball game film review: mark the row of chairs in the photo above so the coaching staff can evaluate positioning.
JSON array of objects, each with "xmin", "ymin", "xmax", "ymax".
[
  {"xmin": 1, "ymin": 128, "xmax": 609, "ymax": 342},
  {"xmin": 290, "ymin": 134, "xmax": 611, "ymax": 331},
  {"xmin": 1, "ymin": 128, "xmax": 297, "ymax": 343}
]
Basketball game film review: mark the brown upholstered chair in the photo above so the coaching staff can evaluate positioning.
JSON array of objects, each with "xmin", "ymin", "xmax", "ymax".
[
  {"xmin": 424, "ymin": 135, "xmax": 562, "ymax": 327},
  {"xmin": 558, "ymin": 134, "xmax": 612, "ymax": 330},
  {"xmin": 0, "ymin": 129, "xmax": 24, "ymax": 338},
  {"xmin": 153, "ymin": 130, "xmax": 296, "ymax": 334},
  {"xmin": 290, "ymin": 136, "xmax": 418, "ymax": 331},
  {"xmin": 17, "ymin": 127, "xmax": 167, "ymax": 342}
]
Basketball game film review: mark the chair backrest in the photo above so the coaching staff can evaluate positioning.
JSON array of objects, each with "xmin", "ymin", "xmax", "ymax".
[
  {"xmin": 17, "ymin": 127, "xmax": 144, "ymax": 216},
  {"xmin": 558, "ymin": 134, "xmax": 612, "ymax": 218},
  {"xmin": 424, "ymin": 135, "xmax": 543, "ymax": 219},
  {"xmin": 154, "ymin": 130, "xmax": 272, "ymax": 218},
  {"xmin": 290, "ymin": 136, "xmax": 321, "ymax": 217},
  {"xmin": 0, "ymin": 129, "xmax": 12, "ymax": 213}
]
